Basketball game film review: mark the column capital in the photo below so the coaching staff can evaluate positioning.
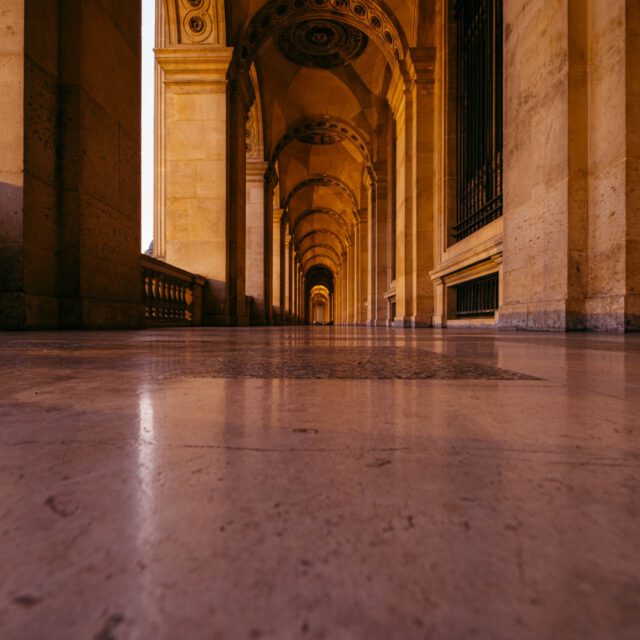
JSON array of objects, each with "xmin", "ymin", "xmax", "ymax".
[
  {"xmin": 156, "ymin": 47, "xmax": 233, "ymax": 85},
  {"xmin": 373, "ymin": 162, "xmax": 388, "ymax": 182},
  {"xmin": 246, "ymin": 160, "xmax": 269, "ymax": 180},
  {"xmin": 409, "ymin": 47, "xmax": 436, "ymax": 85},
  {"xmin": 265, "ymin": 165, "xmax": 279, "ymax": 188}
]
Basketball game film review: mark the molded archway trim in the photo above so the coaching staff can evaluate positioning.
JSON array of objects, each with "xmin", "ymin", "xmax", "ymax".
[
  {"xmin": 271, "ymin": 115, "xmax": 372, "ymax": 169},
  {"xmin": 296, "ymin": 228, "xmax": 348, "ymax": 253},
  {"xmin": 235, "ymin": 0, "xmax": 407, "ymax": 76},
  {"xmin": 298, "ymin": 243, "xmax": 342, "ymax": 265},
  {"xmin": 285, "ymin": 174, "xmax": 359, "ymax": 214},
  {"xmin": 291, "ymin": 208, "xmax": 350, "ymax": 235},
  {"xmin": 303, "ymin": 254, "xmax": 341, "ymax": 274}
]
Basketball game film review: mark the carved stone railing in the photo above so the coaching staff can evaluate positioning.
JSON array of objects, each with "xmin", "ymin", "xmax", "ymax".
[{"xmin": 141, "ymin": 255, "xmax": 206, "ymax": 327}]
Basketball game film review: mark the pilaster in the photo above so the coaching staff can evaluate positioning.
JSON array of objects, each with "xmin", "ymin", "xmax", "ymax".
[{"xmin": 155, "ymin": 46, "xmax": 233, "ymax": 324}]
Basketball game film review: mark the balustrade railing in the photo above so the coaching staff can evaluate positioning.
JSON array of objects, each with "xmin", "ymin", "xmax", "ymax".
[{"xmin": 141, "ymin": 255, "xmax": 205, "ymax": 327}]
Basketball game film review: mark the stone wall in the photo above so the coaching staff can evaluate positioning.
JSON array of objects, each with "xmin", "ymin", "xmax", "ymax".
[
  {"xmin": 625, "ymin": 0, "xmax": 640, "ymax": 329},
  {"xmin": 0, "ymin": 0, "xmax": 27, "ymax": 328},
  {"xmin": 501, "ymin": 0, "xmax": 639, "ymax": 331},
  {"xmin": 500, "ymin": 0, "xmax": 575, "ymax": 330},
  {"xmin": 0, "ymin": 0, "xmax": 143, "ymax": 329},
  {"xmin": 57, "ymin": 0, "xmax": 143, "ymax": 328}
]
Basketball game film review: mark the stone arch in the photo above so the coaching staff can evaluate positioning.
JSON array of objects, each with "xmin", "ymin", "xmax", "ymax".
[
  {"xmin": 285, "ymin": 175, "xmax": 359, "ymax": 213},
  {"xmin": 235, "ymin": 0, "xmax": 408, "ymax": 76},
  {"xmin": 298, "ymin": 243, "xmax": 343, "ymax": 265},
  {"xmin": 296, "ymin": 228, "xmax": 348, "ymax": 253},
  {"xmin": 303, "ymin": 254, "xmax": 341, "ymax": 274},
  {"xmin": 271, "ymin": 115, "xmax": 372, "ymax": 169},
  {"xmin": 291, "ymin": 208, "xmax": 350, "ymax": 235}
]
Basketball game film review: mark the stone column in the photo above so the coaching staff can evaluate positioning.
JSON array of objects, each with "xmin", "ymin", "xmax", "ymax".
[
  {"xmin": 279, "ymin": 219, "xmax": 287, "ymax": 323},
  {"xmin": 263, "ymin": 170, "xmax": 278, "ymax": 325},
  {"xmin": 292, "ymin": 250, "xmax": 298, "ymax": 324},
  {"xmin": 227, "ymin": 75, "xmax": 250, "ymax": 326},
  {"xmin": 284, "ymin": 233, "xmax": 291, "ymax": 323},
  {"xmin": 331, "ymin": 276, "xmax": 336, "ymax": 324},
  {"xmin": 626, "ymin": 0, "xmax": 640, "ymax": 329},
  {"xmin": 413, "ymin": 48, "xmax": 437, "ymax": 326},
  {"xmin": 272, "ymin": 207, "xmax": 283, "ymax": 324},
  {"xmin": 339, "ymin": 255, "xmax": 347, "ymax": 325},
  {"xmin": 0, "ymin": 0, "xmax": 145, "ymax": 329},
  {"xmin": 391, "ymin": 75, "xmax": 415, "ymax": 326},
  {"xmin": 390, "ymin": 49, "xmax": 435, "ymax": 327},
  {"xmin": 0, "ymin": 0, "xmax": 28, "ymax": 328},
  {"xmin": 297, "ymin": 265, "xmax": 304, "ymax": 324},
  {"xmin": 366, "ymin": 175, "xmax": 377, "ymax": 326},
  {"xmin": 155, "ymin": 47, "xmax": 233, "ymax": 324},
  {"xmin": 358, "ymin": 211, "xmax": 369, "ymax": 324},
  {"xmin": 499, "ymin": 0, "xmax": 584, "ymax": 330},
  {"xmin": 432, "ymin": 277, "xmax": 446, "ymax": 328},
  {"xmin": 52, "ymin": 0, "xmax": 143, "ymax": 328},
  {"xmin": 292, "ymin": 258, "xmax": 298, "ymax": 323},
  {"xmin": 367, "ymin": 164, "xmax": 390, "ymax": 326},
  {"xmin": 351, "ymin": 240, "xmax": 359, "ymax": 324},
  {"xmin": 586, "ymin": 0, "xmax": 640, "ymax": 330},
  {"xmin": 344, "ymin": 245, "xmax": 351, "ymax": 324},
  {"xmin": 245, "ymin": 160, "xmax": 268, "ymax": 324},
  {"xmin": 498, "ymin": 0, "xmax": 640, "ymax": 331}
]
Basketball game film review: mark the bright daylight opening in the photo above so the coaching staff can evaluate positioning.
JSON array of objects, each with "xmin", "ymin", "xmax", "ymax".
[{"xmin": 141, "ymin": 0, "xmax": 155, "ymax": 253}]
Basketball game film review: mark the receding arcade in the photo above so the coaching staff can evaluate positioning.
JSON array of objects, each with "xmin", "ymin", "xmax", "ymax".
[{"xmin": 0, "ymin": 0, "xmax": 638, "ymax": 332}]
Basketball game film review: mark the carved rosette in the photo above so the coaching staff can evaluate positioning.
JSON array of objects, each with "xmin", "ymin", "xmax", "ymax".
[
  {"xmin": 276, "ymin": 20, "xmax": 368, "ymax": 69},
  {"xmin": 178, "ymin": 0, "xmax": 215, "ymax": 44},
  {"xmin": 271, "ymin": 116, "xmax": 371, "ymax": 167},
  {"xmin": 238, "ymin": 0, "xmax": 404, "ymax": 71}
]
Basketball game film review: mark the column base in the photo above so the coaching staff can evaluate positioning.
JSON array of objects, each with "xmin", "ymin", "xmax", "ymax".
[{"xmin": 393, "ymin": 316, "xmax": 433, "ymax": 328}]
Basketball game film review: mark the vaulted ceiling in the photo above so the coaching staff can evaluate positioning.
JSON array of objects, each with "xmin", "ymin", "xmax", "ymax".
[{"xmin": 227, "ymin": 0, "xmax": 424, "ymax": 281}]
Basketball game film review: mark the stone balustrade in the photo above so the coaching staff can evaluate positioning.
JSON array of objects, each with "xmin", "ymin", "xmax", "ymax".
[{"xmin": 141, "ymin": 255, "xmax": 206, "ymax": 327}]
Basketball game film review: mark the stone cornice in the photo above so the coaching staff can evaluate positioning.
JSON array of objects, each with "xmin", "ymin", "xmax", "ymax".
[
  {"xmin": 410, "ymin": 47, "xmax": 436, "ymax": 85},
  {"xmin": 156, "ymin": 47, "xmax": 233, "ymax": 84},
  {"xmin": 246, "ymin": 160, "xmax": 269, "ymax": 180}
]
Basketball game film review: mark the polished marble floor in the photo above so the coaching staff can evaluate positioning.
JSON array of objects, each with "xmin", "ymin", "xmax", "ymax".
[{"xmin": 1, "ymin": 327, "xmax": 639, "ymax": 639}]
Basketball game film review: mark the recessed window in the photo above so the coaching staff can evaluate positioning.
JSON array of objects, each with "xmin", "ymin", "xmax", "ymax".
[
  {"xmin": 454, "ymin": 0, "xmax": 503, "ymax": 241},
  {"xmin": 455, "ymin": 273, "xmax": 499, "ymax": 318}
]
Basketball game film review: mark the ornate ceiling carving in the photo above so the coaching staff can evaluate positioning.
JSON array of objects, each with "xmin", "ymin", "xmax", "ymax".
[
  {"xmin": 284, "ymin": 175, "xmax": 359, "ymax": 212},
  {"xmin": 271, "ymin": 116, "xmax": 371, "ymax": 167},
  {"xmin": 276, "ymin": 19, "xmax": 368, "ymax": 69},
  {"xmin": 236, "ymin": 0, "xmax": 405, "ymax": 73}
]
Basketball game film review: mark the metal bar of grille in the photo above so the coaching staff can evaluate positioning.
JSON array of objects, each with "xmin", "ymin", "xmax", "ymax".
[
  {"xmin": 455, "ymin": 0, "xmax": 503, "ymax": 241},
  {"xmin": 455, "ymin": 273, "xmax": 499, "ymax": 318}
]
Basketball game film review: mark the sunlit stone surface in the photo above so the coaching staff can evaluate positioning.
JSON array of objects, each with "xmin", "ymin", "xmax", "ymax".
[{"xmin": 1, "ymin": 328, "xmax": 639, "ymax": 639}]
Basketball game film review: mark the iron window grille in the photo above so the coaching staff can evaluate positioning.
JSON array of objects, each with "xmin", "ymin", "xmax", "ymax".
[
  {"xmin": 455, "ymin": 273, "xmax": 499, "ymax": 318},
  {"xmin": 454, "ymin": 0, "xmax": 503, "ymax": 240}
]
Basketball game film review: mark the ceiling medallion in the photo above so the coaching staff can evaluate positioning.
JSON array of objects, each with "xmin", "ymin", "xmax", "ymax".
[
  {"xmin": 276, "ymin": 19, "xmax": 368, "ymax": 69},
  {"xmin": 298, "ymin": 130, "xmax": 342, "ymax": 145}
]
